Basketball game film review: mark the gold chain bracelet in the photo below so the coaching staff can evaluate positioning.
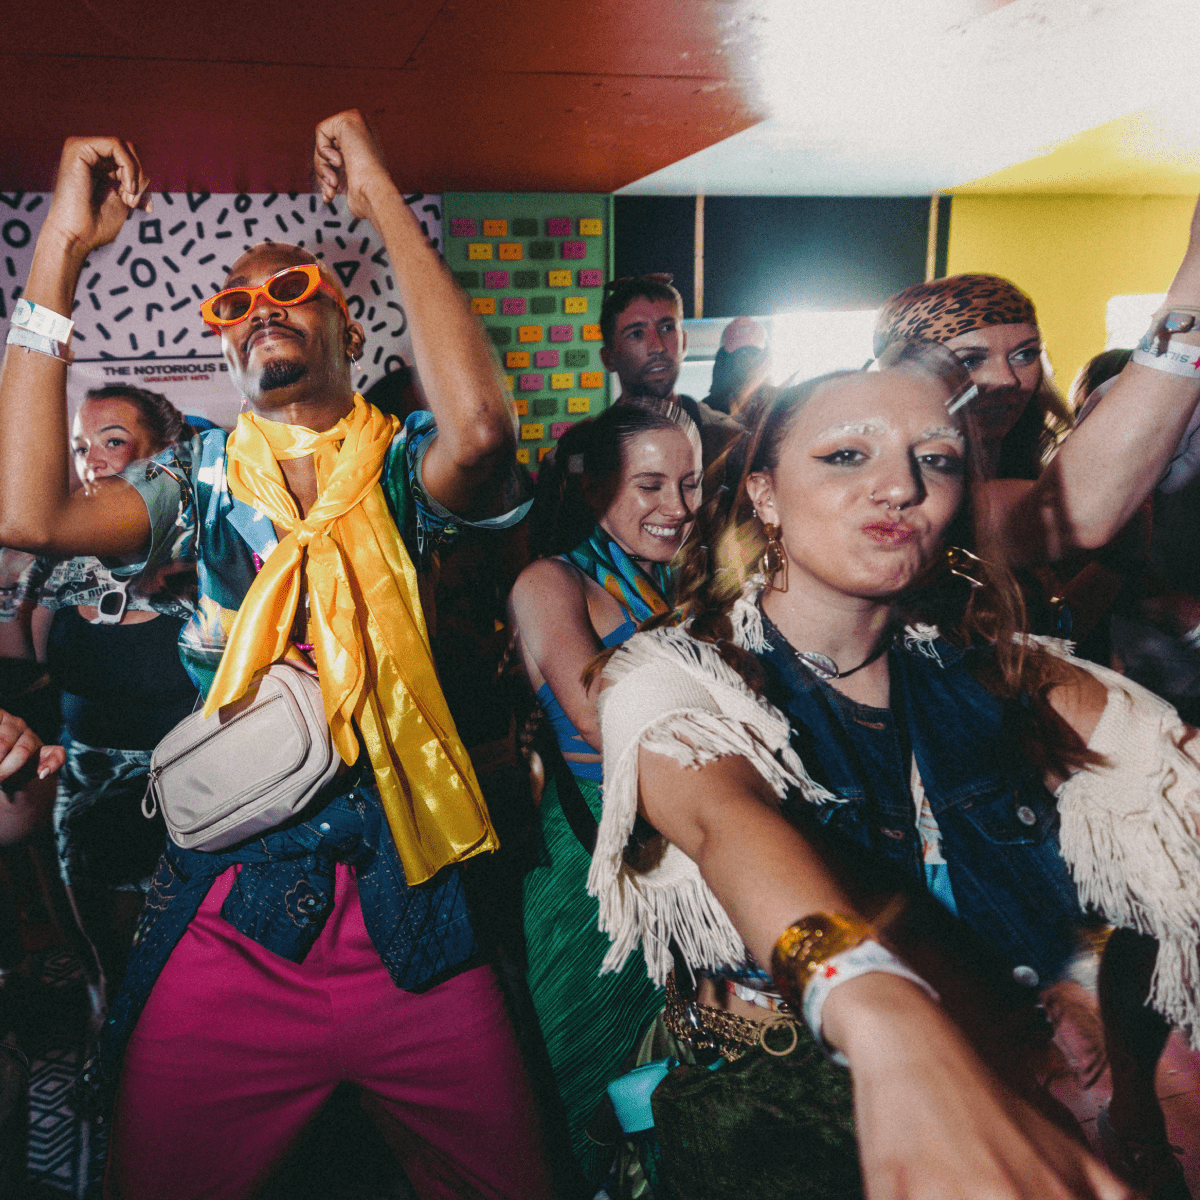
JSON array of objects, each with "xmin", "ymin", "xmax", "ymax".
[{"xmin": 664, "ymin": 972, "xmax": 799, "ymax": 1060}]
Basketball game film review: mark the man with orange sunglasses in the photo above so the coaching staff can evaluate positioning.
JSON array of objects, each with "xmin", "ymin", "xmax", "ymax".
[{"xmin": 0, "ymin": 111, "xmax": 553, "ymax": 1199}]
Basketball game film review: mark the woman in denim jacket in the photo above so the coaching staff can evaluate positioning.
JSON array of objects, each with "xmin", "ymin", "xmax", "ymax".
[{"xmin": 589, "ymin": 339, "xmax": 1200, "ymax": 1200}]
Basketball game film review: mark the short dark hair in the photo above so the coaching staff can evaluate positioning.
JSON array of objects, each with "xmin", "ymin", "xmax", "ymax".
[
  {"xmin": 224, "ymin": 242, "xmax": 349, "ymax": 318},
  {"xmin": 599, "ymin": 273, "xmax": 684, "ymax": 349},
  {"xmin": 83, "ymin": 384, "xmax": 187, "ymax": 451}
]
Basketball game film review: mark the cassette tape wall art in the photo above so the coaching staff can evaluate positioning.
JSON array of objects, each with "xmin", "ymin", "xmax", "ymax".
[
  {"xmin": 444, "ymin": 193, "xmax": 612, "ymax": 471},
  {"xmin": 0, "ymin": 190, "xmax": 442, "ymax": 429}
]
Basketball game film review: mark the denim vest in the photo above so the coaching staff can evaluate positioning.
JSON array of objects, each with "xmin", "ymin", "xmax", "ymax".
[{"xmin": 756, "ymin": 624, "xmax": 1081, "ymax": 986}]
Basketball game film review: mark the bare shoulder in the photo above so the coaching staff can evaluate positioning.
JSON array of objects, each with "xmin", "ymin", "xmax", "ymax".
[
  {"xmin": 508, "ymin": 556, "xmax": 587, "ymax": 625},
  {"xmin": 511, "ymin": 556, "xmax": 583, "ymax": 603}
]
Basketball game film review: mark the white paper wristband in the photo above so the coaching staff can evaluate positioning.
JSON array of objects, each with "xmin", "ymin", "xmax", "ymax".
[
  {"xmin": 1132, "ymin": 339, "xmax": 1200, "ymax": 378},
  {"xmin": 6, "ymin": 326, "xmax": 74, "ymax": 363},
  {"xmin": 802, "ymin": 939, "xmax": 939, "ymax": 1066},
  {"xmin": 11, "ymin": 298, "xmax": 74, "ymax": 345}
]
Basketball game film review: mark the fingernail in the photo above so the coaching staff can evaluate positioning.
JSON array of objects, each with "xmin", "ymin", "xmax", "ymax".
[{"xmin": 38, "ymin": 767, "xmax": 50, "ymax": 779}]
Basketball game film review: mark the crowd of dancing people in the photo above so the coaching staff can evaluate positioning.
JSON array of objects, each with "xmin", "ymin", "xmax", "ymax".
[{"xmin": 4, "ymin": 110, "xmax": 1200, "ymax": 1200}]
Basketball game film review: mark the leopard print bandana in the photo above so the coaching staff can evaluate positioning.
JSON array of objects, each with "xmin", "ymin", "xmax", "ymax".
[{"xmin": 873, "ymin": 274, "xmax": 1037, "ymax": 358}]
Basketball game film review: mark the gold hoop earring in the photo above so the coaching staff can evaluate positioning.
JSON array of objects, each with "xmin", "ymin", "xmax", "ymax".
[
  {"xmin": 761, "ymin": 523, "xmax": 788, "ymax": 592},
  {"xmin": 946, "ymin": 545, "xmax": 985, "ymax": 589}
]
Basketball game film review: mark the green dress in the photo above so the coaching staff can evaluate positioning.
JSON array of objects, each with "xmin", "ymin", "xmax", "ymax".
[
  {"xmin": 523, "ymin": 756, "xmax": 665, "ymax": 1183},
  {"xmin": 522, "ymin": 529, "xmax": 673, "ymax": 1183}
]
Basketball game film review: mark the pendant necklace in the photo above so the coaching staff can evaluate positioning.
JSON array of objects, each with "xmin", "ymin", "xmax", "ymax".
[
  {"xmin": 791, "ymin": 637, "xmax": 890, "ymax": 682},
  {"xmin": 759, "ymin": 599, "xmax": 892, "ymax": 681}
]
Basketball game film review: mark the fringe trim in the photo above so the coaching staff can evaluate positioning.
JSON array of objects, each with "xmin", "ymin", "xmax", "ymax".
[
  {"xmin": 1040, "ymin": 640, "xmax": 1200, "ymax": 1049},
  {"xmin": 729, "ymin": 575, "xmax": 769, "ymax": 652},
  {"xmin": 1015, "ymin": 631, "xmax": 1078, "ymax": 658},
  {"xmin": 600, "ymin": 626, "xmax": 837, "ymax": 807},
  {"xmin": 902, "ymin": 623, "xmax": 945, "ymax": 664},
  {"xmin": 592, "ymin": 626, "xmax": 839, "ymax": 985}
]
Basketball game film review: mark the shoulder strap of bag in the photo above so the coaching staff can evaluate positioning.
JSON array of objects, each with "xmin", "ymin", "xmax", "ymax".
[{"xmin": 544, "ymin": 729, "xmax": 599, "ymax": 857}]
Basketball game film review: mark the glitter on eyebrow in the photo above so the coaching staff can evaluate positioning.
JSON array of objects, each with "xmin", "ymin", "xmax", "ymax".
[
  {"xmin": 922, "ymin": 425, "xmax": 965, "ymax": 441},
  {"xmin": 817, "ymin": 421, "xmax": 886, "ymax": 436}
]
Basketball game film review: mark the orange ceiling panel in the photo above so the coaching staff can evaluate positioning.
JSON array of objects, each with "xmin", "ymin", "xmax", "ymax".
[
  {"xmin": 0, "ymin": 2, "xmax": 766, "ymax": 194},
  {"xmin": 0, "ymin": 0, "xmax": 443, "ymax": 68},
  {"xmin": 409, "ymin": 0, "xmax": 756, "ymax": 78}
]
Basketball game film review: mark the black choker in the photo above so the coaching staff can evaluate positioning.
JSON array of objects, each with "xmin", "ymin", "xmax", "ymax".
[
  {"xmin": 759, "ymin": 601, "xmax": 891, "ymax": 681},
  {"xmin": 791, "ymin": 638, "xmax": 890, "ymax": 681}
]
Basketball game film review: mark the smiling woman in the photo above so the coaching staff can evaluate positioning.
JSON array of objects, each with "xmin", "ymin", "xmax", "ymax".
[
  {"xmin": 508, "ymin": 398, "xmax": 702, "ymax": 1186},
  {"xmin": 0, "ymin": 382, "xmax": 199, "ymax": 1051}
]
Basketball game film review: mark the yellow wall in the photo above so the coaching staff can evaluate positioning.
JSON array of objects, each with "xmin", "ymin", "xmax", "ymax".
[{"xmin": 946, "ymin": 194, "xmax": 1195, "ymax": 396}]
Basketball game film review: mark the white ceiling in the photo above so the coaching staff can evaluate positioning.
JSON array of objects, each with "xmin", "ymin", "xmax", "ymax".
[{"xmin": 621, "ymin": 0, "xmax": 1200, "ymax": 196}]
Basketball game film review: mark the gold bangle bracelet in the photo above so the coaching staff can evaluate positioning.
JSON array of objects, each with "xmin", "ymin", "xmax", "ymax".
[
  {"xmin": 770, "ymin": 895, "xmax": 908, "ymax": 1011},
  {"xmin": 770, "ymin": 913, "xmax": 872, "ymax": 1011}
]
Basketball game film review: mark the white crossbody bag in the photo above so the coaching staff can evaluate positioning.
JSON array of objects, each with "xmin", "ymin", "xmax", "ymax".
[{"xmin": 142, "ymin": 661, "xmax": 341, "ymax": 851}]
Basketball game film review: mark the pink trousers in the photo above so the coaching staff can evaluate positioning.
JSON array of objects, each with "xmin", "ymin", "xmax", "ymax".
[{"xmin": 105, "ymin": 863, "xmax": 554, "ymax": 1200}]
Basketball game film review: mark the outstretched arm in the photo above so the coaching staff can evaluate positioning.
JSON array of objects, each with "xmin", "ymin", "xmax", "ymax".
[
  {"xmin": 313, "ymin": 110, "xmax": 516, "ymax": 517},
  {"xmin": 636, "ymin": 749, "xmax": 1130, "ymax": 1200},
  {"xmin": 0, "ymin": 138, "xmax": 152, "ymax": 558},
  {"xmin": 979, "ymin": 194, "xmax": 1200, "ymax": 564}
]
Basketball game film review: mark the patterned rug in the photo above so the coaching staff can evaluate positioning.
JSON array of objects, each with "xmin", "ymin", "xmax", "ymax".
[{"xmin": 7, "ymin": 948, "xmax": 107, "ymax": 1199}]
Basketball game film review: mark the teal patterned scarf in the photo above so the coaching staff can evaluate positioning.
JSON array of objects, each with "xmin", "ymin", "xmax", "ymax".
[{"xmin": 563, "ymin": 526, "xmax": 671, "ymax": 622}]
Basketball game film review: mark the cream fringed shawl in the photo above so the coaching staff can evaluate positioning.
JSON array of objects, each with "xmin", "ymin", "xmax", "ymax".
[
  {"xmin": 589, "ymin": 623, "xmax": 839, "ymax": 988},
  {"xmin": 590, "ymin": 619, "xmax": 1200, "ymax": 1049}
]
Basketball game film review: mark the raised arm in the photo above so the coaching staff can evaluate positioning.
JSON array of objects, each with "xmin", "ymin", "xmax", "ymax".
[
  {"xmin": 313, "ymin": 110, "xmax": 516, "ymax": 517},
  {"xmin": 980, "ymin": 195, "xmax": 1200, "ymax": 564},
  {"xmin": 0, "ymin": 138, "xmax": 152, "ymax": 558},
  {"xmin": 636, "ymin": 748, "xmax": 1128, "ymax": 1200}
]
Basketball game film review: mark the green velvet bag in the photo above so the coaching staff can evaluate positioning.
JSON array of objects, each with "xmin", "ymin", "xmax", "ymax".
[{"xmin": 650, "ymin": 1027, "xmax": 862, "ymax": 1200}]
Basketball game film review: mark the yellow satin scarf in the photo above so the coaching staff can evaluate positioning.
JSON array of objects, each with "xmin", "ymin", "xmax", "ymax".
[{"xmin": 203, "ymin": 394, "xmax": 497, "ymax": 884}]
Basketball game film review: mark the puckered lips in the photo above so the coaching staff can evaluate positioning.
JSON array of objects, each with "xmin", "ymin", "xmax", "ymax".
[{"xmin": 861, "ymin": 520, "xmax": 916, "ymax": 546}]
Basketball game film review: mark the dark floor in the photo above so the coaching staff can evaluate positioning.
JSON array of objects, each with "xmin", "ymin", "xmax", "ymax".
[{"xmin": 1049, "ymin": 1022, "xmax": 1200, "ymax": 1198}]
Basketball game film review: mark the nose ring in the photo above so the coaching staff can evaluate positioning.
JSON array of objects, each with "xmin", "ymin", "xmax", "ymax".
[{"xmin": 870, "ymin": 490, "xmax": 892, "ymax": 511}]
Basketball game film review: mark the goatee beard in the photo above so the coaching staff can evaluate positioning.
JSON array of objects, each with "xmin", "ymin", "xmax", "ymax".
[{"xmin": 260, "ymin": 360, "xmax": 309, "ymax": 391}]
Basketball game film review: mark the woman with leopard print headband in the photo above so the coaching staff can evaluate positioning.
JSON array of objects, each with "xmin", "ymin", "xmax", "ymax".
[{"xmin": 874, "ymin": 274, "xmax": 1072, "ymax": 480}]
